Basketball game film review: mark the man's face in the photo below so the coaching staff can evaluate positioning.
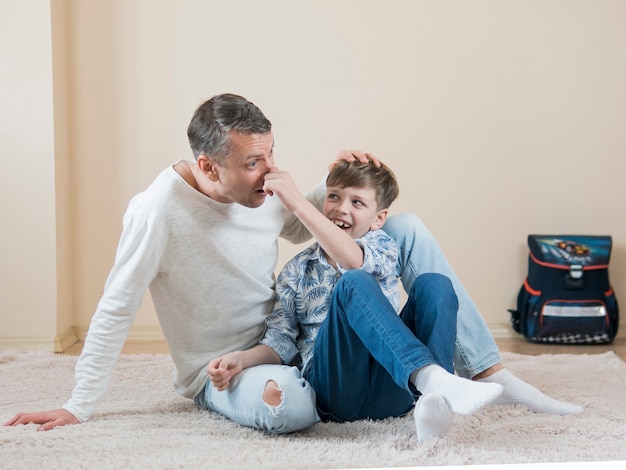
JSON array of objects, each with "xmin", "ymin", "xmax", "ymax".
[
  {"xmin": 210, "ymin": 131, "xmax": 275, "ymax": 208},
  {"xmin": 323, "ymin": 185, "xmax": 387, "ymax": 239}
]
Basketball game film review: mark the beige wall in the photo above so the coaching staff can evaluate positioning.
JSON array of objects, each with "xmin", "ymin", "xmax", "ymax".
[
  {"xmin": 1, "ymin": 0, "xmax": 625, "ymax": 350},
  {"xmin": 0, "ymin": 0, "xmax": 64, "ymax": 350}
]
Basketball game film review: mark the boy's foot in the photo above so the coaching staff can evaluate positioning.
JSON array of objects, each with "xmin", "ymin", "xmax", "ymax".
[
  {"xmin": 412, "ymin": 364, "xmax": 503, "ymax": 415},
  {"xmin": 414, "ymin": 394, "xmax": 454, "ymax": 443}
]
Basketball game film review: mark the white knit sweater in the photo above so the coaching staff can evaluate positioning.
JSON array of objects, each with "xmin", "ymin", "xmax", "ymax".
[{"xmin": 63, "ymin": 163, "xmax": 325, "ymax": 422}]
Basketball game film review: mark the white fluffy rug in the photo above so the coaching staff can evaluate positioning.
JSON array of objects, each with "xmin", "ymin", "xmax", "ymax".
[{"xmin": 1, "ymin": 350, "xmax": 625, "ymax": 469}]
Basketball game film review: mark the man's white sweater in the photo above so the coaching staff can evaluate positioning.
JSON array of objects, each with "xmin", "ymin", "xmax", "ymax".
[{"xmin": 63, "ymin": 164, "xmax": 324, "ymax": 422}]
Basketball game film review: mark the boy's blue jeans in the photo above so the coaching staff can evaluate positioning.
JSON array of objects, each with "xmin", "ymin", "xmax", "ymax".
[
  {"xmin": 306, "ymin": 270, "xmax": 458, "ymax": 422},
  {"xmin": 383, "ymin": 213, "xmax": 502, "ymax": 379}
]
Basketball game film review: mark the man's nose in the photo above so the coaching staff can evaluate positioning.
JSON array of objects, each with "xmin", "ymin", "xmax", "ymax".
[{"xmin": 263, "ymin": 156, "xmax": 275, "ymax": 172}]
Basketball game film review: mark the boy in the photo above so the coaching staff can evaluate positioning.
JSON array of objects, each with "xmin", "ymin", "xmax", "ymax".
[{"xmin": 208, "ymin": 159, "xmax": 503, "ymax": 442}]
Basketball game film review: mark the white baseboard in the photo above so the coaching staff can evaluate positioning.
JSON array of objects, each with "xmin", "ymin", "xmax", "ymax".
[
  {"xmin": 9, "ymin": 322, "xmax": 623, "ymax": 352},
  {"xmin": 0, "ymin": 326, "xmax": 165, "ymax": 353},
  {"xmin": 0, "ymin": 337, "xmax": 57, "ymax": 352},
  {"xmin": 0, "ymin": 327, "xmax": 79, "ymax": 353},
  {"xmin": 75, "ymin": 324, "xmax": 517, "ymax": 342},
  {"xmin": 2, "ymin": 323, "xmax": 519, "ymax": 353},
  {"xmin": 54, "ymin": 327, "xmax": 79, "ymax": 353},
  {"xmin": 489, "ymin": 322, "xmax": 518, "ymax": 339}
]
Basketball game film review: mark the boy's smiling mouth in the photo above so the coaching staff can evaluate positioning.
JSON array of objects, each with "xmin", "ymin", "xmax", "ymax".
[{"xmin": 332, "ymin": 219, "xmax": 352, "ymax": 229}]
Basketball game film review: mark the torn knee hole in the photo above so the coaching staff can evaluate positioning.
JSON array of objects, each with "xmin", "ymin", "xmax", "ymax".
[{"xmin": 262, "ymin": 380, "xmax": 283, "ymax": 406}]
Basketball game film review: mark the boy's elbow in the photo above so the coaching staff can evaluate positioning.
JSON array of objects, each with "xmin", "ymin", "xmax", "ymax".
[
  {"xmin": 344, "ymin": 256, "xmax": 365, "ymax": 271},
  {"xmin": 353, "ymin": 252, "xmax": 366, "ymax": 269}
]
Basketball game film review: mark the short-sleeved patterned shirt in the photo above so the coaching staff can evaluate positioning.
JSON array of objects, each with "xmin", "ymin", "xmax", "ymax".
[{"xmin": 260, "ymin": 229, "xmax": 400, "ymax": 373}]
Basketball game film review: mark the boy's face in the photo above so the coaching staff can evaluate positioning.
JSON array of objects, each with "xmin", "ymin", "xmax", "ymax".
[{"xmin": 323, "ymin": 185, "xmax": 388, "ymax": 239}]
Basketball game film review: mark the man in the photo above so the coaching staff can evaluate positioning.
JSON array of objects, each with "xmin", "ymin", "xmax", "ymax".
[
  {"xmin": 6, "ymin": 93, "xmax": 323, "ymax": 433},
  {"xmin": 5, "ymin": 93, "xmax": 580, "ymax": 433}
]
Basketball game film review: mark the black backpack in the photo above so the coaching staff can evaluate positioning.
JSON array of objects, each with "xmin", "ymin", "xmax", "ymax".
[{"xmin": 509, "ymin": 234, "xmax": 619, "ymax": 344}]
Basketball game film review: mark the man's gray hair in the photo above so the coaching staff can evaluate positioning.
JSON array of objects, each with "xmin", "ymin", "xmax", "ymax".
[{"xmin": 187, "ymin": 93, "xmax": 272, "ymax": 164}]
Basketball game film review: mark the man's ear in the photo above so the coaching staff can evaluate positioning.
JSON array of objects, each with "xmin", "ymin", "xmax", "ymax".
[
  {"xmin": 198, "ymin": 155, "xmax": 219, "ymax": 182},
  {"xmin": 370, "ymin": 209, "xmax": 388, "ymax": 231}
]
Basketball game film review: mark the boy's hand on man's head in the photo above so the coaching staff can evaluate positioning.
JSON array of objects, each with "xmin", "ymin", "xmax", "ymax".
[{"xmin": 329, "ymin": 150, "xmax": 382, "ymax": 171}]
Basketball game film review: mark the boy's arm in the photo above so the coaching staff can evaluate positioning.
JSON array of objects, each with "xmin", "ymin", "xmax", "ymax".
[
  {"xmin": 278, "ymin": 150, "xmax": 379, "ymax": 248},
  {"xmin": 208, "ymin": 345, "xmax": 281, "ymax": 392},
  {"xmin": 264, "ymin": 167, "xmax": 364, "ymax": 270}
]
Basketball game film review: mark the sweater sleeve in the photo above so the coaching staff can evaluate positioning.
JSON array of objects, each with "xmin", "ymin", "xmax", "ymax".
[
  {"xmin": 62, "ymin": 204, "xmax": 162, "ymax": 422},
  {"xmin": 280, "ymin": 177, "xmax": 326, "ymax": 244}
]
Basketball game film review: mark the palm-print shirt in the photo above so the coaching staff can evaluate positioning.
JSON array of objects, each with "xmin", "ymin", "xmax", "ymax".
[{"xmin": 261, "ymin": 229, "xmax": 400, "ymax": 374}]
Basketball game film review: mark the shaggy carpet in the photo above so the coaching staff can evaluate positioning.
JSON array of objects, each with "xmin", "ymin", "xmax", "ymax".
[{"xmin": 0, "ymin": 349, "xmax": 624, "ymax": 469}]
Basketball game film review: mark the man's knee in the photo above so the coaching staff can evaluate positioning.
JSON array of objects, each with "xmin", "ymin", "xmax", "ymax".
[
  {"xmin": 261, "ymin": 372, "xmax": 320, "ymax": 433},
  {"xmin": 384, "ymin": 212, "xmax": 422, "ymax": 232}
]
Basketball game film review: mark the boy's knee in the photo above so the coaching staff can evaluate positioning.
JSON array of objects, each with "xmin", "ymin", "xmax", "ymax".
[
  {"xmin": 412, "ymin": 273, "xmax": 458, "ymax": 313},
  {"xmin": 262, "ymin": 380, "xmax": 283, "ymax": 406},
  {"xmin": 412, "ymin": 273, "xmax": 453, "ymax": 295}
]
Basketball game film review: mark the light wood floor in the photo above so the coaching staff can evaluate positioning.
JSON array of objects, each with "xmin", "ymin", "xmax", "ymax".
[
  {"xmin": 495, "ymin": 336, "xmax": 626, "ymax": 360},
  {"xmin": 63, "ymin": 336, "xmax": 626, "ymax": 361}
]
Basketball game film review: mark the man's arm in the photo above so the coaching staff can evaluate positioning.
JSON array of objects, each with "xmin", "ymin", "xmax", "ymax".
[
  {"xmin": 4, "ymin": 409, "xmax": 79, "ymax": 431},
  {"xmin": 5, "ymin": 206, "xmax": 160, "ymax": 431}
]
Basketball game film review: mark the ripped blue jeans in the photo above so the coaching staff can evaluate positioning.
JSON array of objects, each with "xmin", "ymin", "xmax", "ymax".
[{"xmin": 195, "ymin": 364, "xmax": 320, "ymax": 434}]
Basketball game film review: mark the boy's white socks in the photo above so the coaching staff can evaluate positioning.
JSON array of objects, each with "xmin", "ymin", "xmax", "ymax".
[
  {"xmin": 414, "ymin": 394, "xmax": 454, "ymax": 443},
  {"xmin": 478, "ymin": 369, "xmax": 583, "ymax": 415},
  {"xmin": 411, "ymin": 364, "xmax": 503, "ymax": 415}
]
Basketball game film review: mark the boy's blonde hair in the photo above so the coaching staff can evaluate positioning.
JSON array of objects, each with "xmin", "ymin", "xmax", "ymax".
[{"xmin": 326, "ymin": 160, "xmax": 399, "ymax": 211}]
